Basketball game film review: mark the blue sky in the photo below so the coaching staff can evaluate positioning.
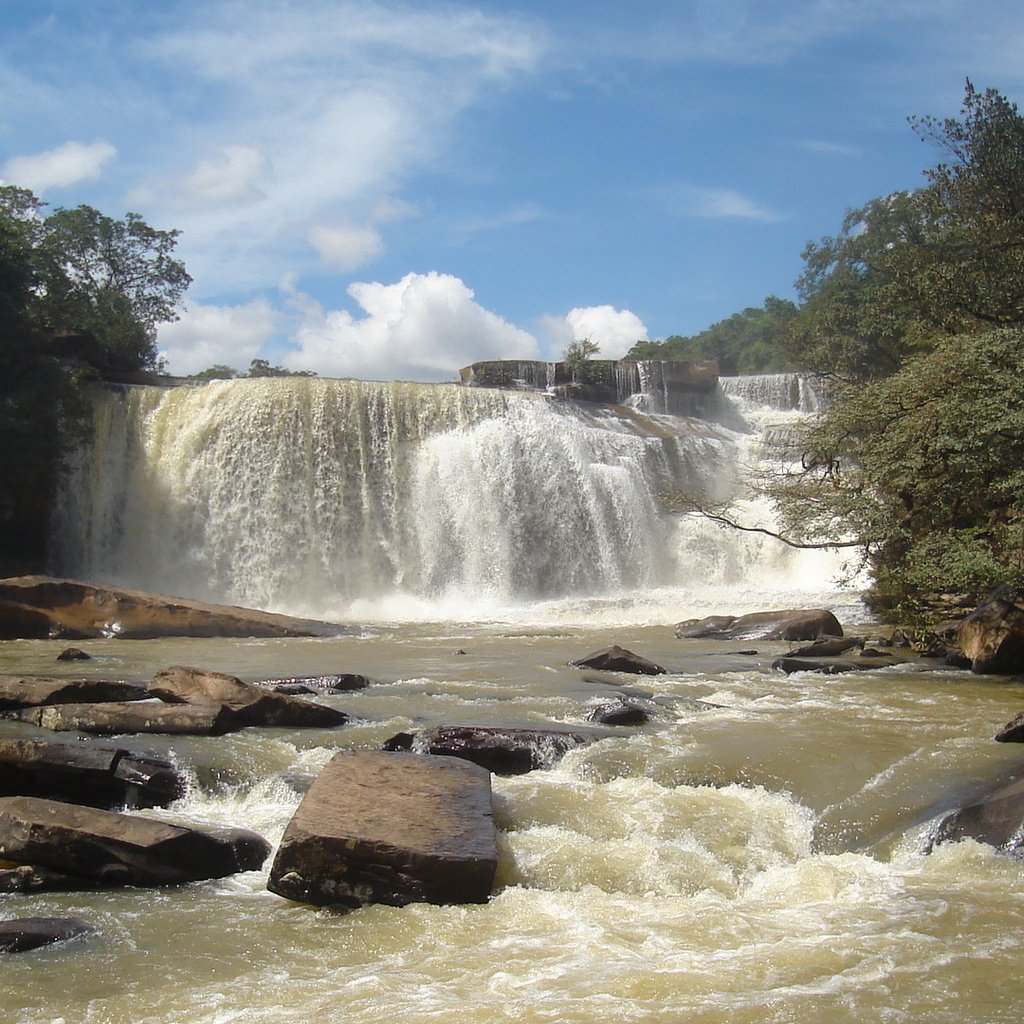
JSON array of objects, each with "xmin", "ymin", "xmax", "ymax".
[{"xmin": 2, "ymin": 0, "xmax": 1022, "ymax": 379}]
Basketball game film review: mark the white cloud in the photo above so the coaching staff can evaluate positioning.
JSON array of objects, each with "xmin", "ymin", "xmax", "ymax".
[
  {"xmin": 1, "ymin": 140, "xmax": 116, "ymax": 193},
  {"xmin": 308, "ymin": 221, "xmax": 384, "ymax": 271},
  {"xmin": 174, "ymin": 145, "xmax": 269, "ymax": 208},
  {"xmin": 157, "ymin": 298, "xmax": 280, "ymax": 375},
  {"xmin": 656, "ymin": 182, "xmax": 783, "ymax": 223},
  {"xmin": 563, "ymin": 305, "xmax": 648, "ymax": 359},
  {"xmin": 800, "ymin": 139, "xmax": 861, "ymax": 157},
  {"xmin": 286, "ymin": 271, "xmax": 540, "ymax": 380}
]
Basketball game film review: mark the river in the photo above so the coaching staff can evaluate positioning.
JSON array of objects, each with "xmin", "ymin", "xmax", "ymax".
[{"xmin": 2, "ymin": 372, "xmax": 1022, "ymax": 1021}]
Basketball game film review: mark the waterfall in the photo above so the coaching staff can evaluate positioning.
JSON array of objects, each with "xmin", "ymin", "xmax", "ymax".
[
  {"xmin": 50, "ymin": 375, "xmax": 858, "ymax": 622},
  {"xmin": 720, "ymin": 372, "xmax": 825, "ymax": 414}
]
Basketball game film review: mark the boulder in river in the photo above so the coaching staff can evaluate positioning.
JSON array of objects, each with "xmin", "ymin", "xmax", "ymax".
[
  {"xmin": 957, "ymin": 587, "xmax": 1024, "ymax": 675},
  {"xmin": 568, "ymin": 645, "xmax": 666, "ymax": 675},
  {"xmin": 675, "ymin": 609, "xmax": 843, "ymax": 641},
  {"xmin": 930, "ymin": 777, "xmax": 1024, "ymax": 854},
  {"xmin": 0, "ymin": 676, "xmax": 148, "ymax": 711},
  {"xmin": 10, "ymin": 701, "xmax": 248, "ymax": 736},
  {"xmin": 256, "ymin": 673, "xmax": 370, "ymax": 693},
  {"xmin": 585, "ymin": 698, "xmax": 652, "ymax": 726},
  {"xmin": 268, "ymin": 750, "xmax": 497, "ymax": 909},
  {"xmin": 994, "ymin": 712, "xmax": 1024, "ymax": 743},
  {"xmin": 0, "ymin": 916, "xmax": 96, "ymax": 954},
  {"xmin": 0, "ymin": 575, "xmax": 345, "ymax": 640},
  {"xmin": 382, "ymin": 725, "xmax": 592, "ymax": 774},
  {"xmin": 0, "ymin": 795, "xmax": 270, "ymax": 886},
  {"xmin": 149, "ymin": 666, "xmax": 348, "ymax": 729},
  {"xmin": 0, "ymin": 738, "xmax": 184, "ymax": 808}
]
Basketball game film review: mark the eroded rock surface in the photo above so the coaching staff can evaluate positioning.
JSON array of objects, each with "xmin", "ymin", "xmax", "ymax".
[
  {"xmin": 268, "ymin": 750, "xmax": 497, "ymax": 909},
  {"xmin": 569, "ymin": 645, "xmax": 666, "ymax": 675},
  {"xmin": 675, "ymin": 609, "xmax": 843, "ymax": 641},
  {"xmin": 0, "ymin": 676, "xmax": 147, "ymax": 711},
  {"xmin": 957, "ymin": 589, "xmax": 1024, "ymax": 674}
]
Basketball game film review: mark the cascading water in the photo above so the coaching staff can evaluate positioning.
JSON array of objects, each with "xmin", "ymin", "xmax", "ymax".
[{"xmin": 50, "ymin": 374, "xmax": 857, "ymax": 622}]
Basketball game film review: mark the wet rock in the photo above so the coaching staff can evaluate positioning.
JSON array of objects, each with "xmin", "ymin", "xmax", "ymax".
[
  {"xmin": 568, "ymin": 645, "xmax": 666, "ymax": 675},
  {"xmin": 56, "ymin": 647, "xmax": 91, "ymax": 662},
  {"xmin": 771, "ymin": 657, "xmax": 863, "ymax": 676},
  {"xmin": 255, "ymin": 673, "xmax": 370, "ymax": 693},
  {"xmin": 0, "ymin": 864, "xmax": 102, "ymax": 894},
  {"xmin": 994, "ymin": 712, "xmax": 1024, "ymax": 743},
  {"xmin": 0, "ymin": 916, "xmax": 96, "ymax": 953},
  {"xmin": 858, "ymin": 648, "xmax": 894, "ymax": 659},
  {"xmin": 150, "ymin": 666, "xmax": 348, "ymax": 729},
  {"xmin": 944, "ymin": 648, "xmax": 972, "ymax": 669},
  {"xmin": 586, "ymin": 698, "xmax": 651, "ymax": 726},
  {"xmin": 957, "ymin": 587, "xmax": 1024, "ymax": 674},
  {"xmin": 381, "ymin": 725, "xmax": 592, "ymax": 774},
  {"xmin": 0, "ymin": 739, "xmax": 184, "ymax": 808},
  {"xmin": 0, "ymin": 575, "xmax": 344, "ymax": 641},
  {"xmin": 675, "ymin": 609, "xmax": 843, "ymax": 641},
  {"xmin": 9, "ymin": 701, "xmax": 247, "ymax": 736},
  {"xmin": 784, "ymin": 637, "xmax": 863, "ymax": 658},
  {"xmin": 930, "ymin": 777, "xmax": 1024, "ymax": 853},
  {"xmin": 268, "ymin": 750, "xmax": 497, "ymax": 909},
  {"xmin": 0, "ymin": 676, "xmax": 148, "ymax": 711},
  {"xmin": 0, "ymin": 795, "xmax": 270, "ymax": 885}
]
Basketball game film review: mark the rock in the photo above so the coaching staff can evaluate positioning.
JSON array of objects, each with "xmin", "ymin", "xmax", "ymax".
[
  {"xmin": 0, "ymin": 795, "xmax": 270, "ymax": 885},
  {"xmin": 586, "ymin": 698, "xmax": 651, "ymax": 726},
  {"xmin": 56, "ymin": 647, "xmax": 91, "ymax": 661},
  {"xmin": 675, "ymin": 609, "xmax": 843, "ymax": 641},
  {"xmin": 268, "ymin": 683, "xmax": 316, "ymax": 695},
  {"xmin": 267, "ymin": 750, "xmax": 497, "ymax": 909},
  {"xmin": 568, "ymin": 645, "xmax": 666, "ymax": 675},
  {"xmin": 0, "ymin": 676, "xmax": 148, "ymax": 711},
  {"xmin": 9, "ymin": 701, "xmax": 248, "ymax": 736},
  {"xmin": 994, "ymin": 712, "xmax": 1024, "ymax": 743},
  {"xmin": 957, "ymin": 588, "xmax": 1024, "ymax": 674},
  {"xmin": 771, "ymin": 657, "xmax": 864, "ymax": 675},
  {"xmin": 0, "ymin": 864, "xmax": 102, "ymax": 894},
  {"xmin": 255, "ymin": 673, "xmax": 370, "ymax": 693},
  {"xmin": 0, "ymin": 575, "xmax": 345, "ymax": 640},
  {"xmin": 0, "ymin": 739, "xmax": 184, "ymax": 808},
  {"xmin": 0, "ymin": 917, "xmax": 96, "ymax": 953},
  {"xmin": 944, "ymin": 648, "xmax": 972, "ymax": 669},
  {"xmin": 381, "ymin": 725, "xmax": 592, "ymax": 774},
  {"xmin": 930, "ymin": 777, "xmax": 1024, "ymax": 853},
  {"xmin": 150, "ymin": 666, "xmax": 348, "ymax": 729},
  {"xmin": 784, "ymin": 637, "xmax": 863, "ymax": 658},
  {"xmin": 858, "ymin": 648, "xmax": 894, "ymax": 659}
]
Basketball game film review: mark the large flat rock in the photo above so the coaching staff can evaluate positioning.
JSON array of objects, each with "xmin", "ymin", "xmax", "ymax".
[
  {"xmin": 930, "ymin": 777, "xmax": 1024, "ymax": 853},
  {"xmin": 0, "ymin": 575, "xmax": 344, "ymax": 640},
  {"xmin": 0, "ymin": 795, "xmax": 270, "ymax": 885},
  {"xmin": 0, "ymin": 676, "xmax": 148, "ymax": 711},
  {"xmin": 0, "ymin": 739, "xmax": 184, "ymax": 808},
  {"xmin": 268, "ymin": 750, "xmax": 497, "ymax": 909},
  {"xmin": 675, "ymin": 609, "xmax": 844, "ymax": 641},
  {"xmin": 9, "ymin": 701, "xmax": 247, "ymax": 736}
]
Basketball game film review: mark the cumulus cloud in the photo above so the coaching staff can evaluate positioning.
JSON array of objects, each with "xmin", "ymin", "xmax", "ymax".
[
  {"xmin": 1, "ymin": 140, "xmax": 116, "ymax": 193},
  {"xmin": 174, "ymin": 145, "xmax": 270, "ymax": 208},
  {"xmin": 157, "ymin": 298, "xmax": 281, "ymax": 375},
  {"xmin": 564, "ymin": 305, "xmax": 648, "ymax": 359},
  {"xmin": 285, "ymin": 271, "xmax": 540, "ymax": 380}
]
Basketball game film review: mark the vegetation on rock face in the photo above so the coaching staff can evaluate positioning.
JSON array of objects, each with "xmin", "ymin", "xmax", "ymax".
[
  {"xmin": 0, "ymin": 185, "xmax": 189, "ymax": 574},
  {"xmin": 627, "ymin": 297, "xmax": 798, "ymax": 375}
]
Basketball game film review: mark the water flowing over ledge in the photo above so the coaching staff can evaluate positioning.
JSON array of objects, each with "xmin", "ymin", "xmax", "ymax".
[{"xmin": 50, "ymin": 374, "xmax": 856, "ymax": 625}]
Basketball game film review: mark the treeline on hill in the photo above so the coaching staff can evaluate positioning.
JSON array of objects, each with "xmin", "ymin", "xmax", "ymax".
[
  {"xmin": 639, "ymin": 82, "xmax": 1024, "ymax": 620},
  {"xmin": 0, "ymin": 186, "xmax": 190, "ymax": 573}
]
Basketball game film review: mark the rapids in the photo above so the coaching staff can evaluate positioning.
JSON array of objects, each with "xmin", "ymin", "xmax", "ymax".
[{"xmin": 2, "ymin": 374, "xmax": 1021, "ymax": 1022}]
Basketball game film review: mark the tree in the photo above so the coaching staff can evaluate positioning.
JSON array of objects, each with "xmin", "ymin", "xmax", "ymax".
[
  {"xmin": 627, "ymin": 296, "xmax": 798, "ymax": 374},
  {"xmin": 245, "ymin": 358, "xmax": 316, "ymax": 378}
]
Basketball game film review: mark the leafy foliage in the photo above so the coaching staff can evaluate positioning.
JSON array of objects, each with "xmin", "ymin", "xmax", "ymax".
[
  {"xmin": 628, "ymin": 296, "xmax": 797, "ymax": 374},
  {"xmin": 189, "ymin": 359, "xmax": 317, "ymax": 380}
]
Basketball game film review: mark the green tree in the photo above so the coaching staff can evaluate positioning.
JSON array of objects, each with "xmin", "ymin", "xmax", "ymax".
[{"xmin": 245, "ymin": 358, "xmax": 316, "ymax": 378}]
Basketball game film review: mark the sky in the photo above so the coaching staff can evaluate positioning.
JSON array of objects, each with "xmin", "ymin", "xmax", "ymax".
[{"xmin": 2, "ymin": 0, "xmax": 1023, "ymax": 380}]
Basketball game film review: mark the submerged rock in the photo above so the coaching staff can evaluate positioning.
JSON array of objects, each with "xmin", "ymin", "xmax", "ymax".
[
  {"xmin": 56, "ymin": 647, "xmax": 92, "ymax": 662},
  {"xmin": 149, "ymin": 666, "xmax": 348, "ymax": 729},
  {"xmin": 771, "ymin": 657, "xmax": 865, "ymax": 676},
  {"xmin": 930, "ymin": 777, "xmax": 1024, "ymax": 853},
  {"xmin": 256, "ymin": 673, "xmax": 370, "ymax": 693},
  {"xmin": 0, "ymin": 795, "xmax": 270, "ymax": 886},
  {"xmin": 0, "ymin": 917, "xmax": 96, "ymax": 954},
  {"xmin": 0, "ymin": 575, "xmax": 344, "ymax": 640},
  {"xmin": 0, "ymin": 676, "xmax": 147, "ymax": 711},
  {"xmin": 0, "ymin": 864, "xmax": 102, "ymax": 894},
  {"xmin": 784, "ymin": 637, "xmax": 863, "ymax": 658},
  {"xmin": 0, "ymin": 738, "xmax": 184, "ymax": 808},
  {"xmin": 569, "ymin": 645, "xmax": 666, "ymax": 675},
  {"xmin": 675, "ymin": 609, "xmax": 843, "ymax": 641},
  {"xmin": 268, "ymin": 750, "xmax": 497, "ymax": 909},
  {"xmin": 994, "ymin": 712, "xmax": 1024, "ymax": 743},
  {"xmin": 957, "ymin": 588, "xmax": 1024, "ymax": 674},
  {"xmin": 585, "ymin": 698, "xmax": 652, "ymax": 726},
  {"xmin": 382, "ymin": 725, "xmax": 592, "ymax": 774}
]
